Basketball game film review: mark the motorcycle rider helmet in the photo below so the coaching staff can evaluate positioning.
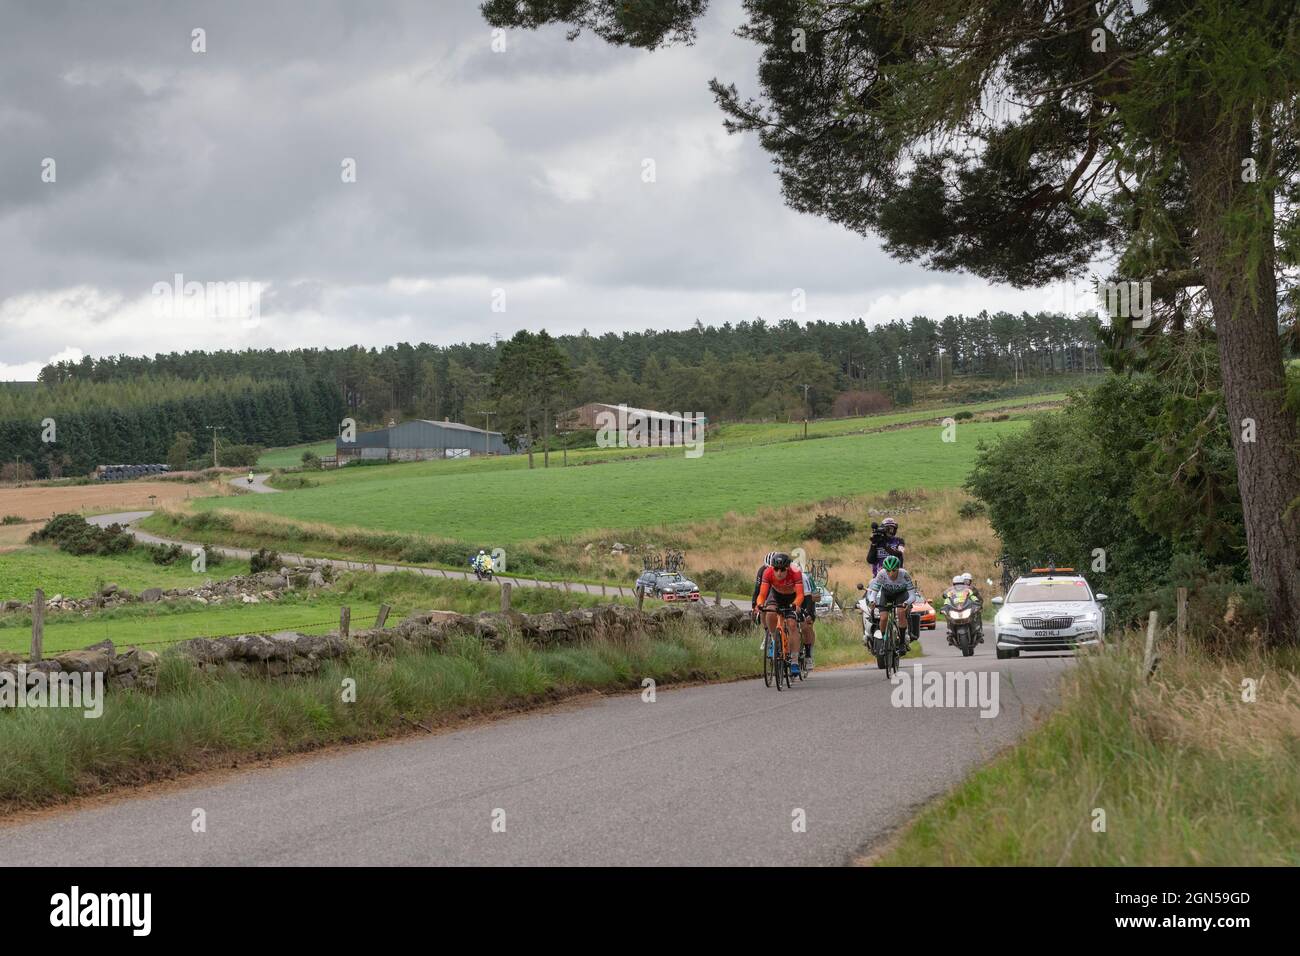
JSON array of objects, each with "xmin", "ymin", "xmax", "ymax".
[
  {"xmin": 770, "ymin": 552, "xmax": 792, "ymax": 570},
  {"xmin": 882, "ymin": 555, "xmax": 901, "ymax": 572},
  {"xmin": 479, "ymin": 550, "xmax": 486, "ymax": 555},
  {"xmin": 961, "ymin": 572, "xmax": 972, "ymax": 585},
  {"xmin": 952, "ymin": 575, "xmax": 964, "ymax": 585}
]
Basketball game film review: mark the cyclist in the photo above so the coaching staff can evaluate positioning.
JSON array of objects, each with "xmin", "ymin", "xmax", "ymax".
[
  {"xmin": 755, "ymin": 553, "xmax": 807, "ymax": 672},
  {"xmin": 751, "ymin": 551, "xmax": 780, "ymax": 649},
  {"xmin": 750, "ymin": 551, "xmax": 781, "ymax": 610},
  {"xmin": 247, "ymin": 469, "xmax": 255, "ymax": 485},
  {"xmin": 798, "ymin": 564, "xmax": 818, "ymax": 670},
  {"xmin": 866, "ymin": 555, "xmax": 919, "ymax": 654},
  {"xmin": 867, "ymin": 517, "xmax": 906, "ymax": 575}
]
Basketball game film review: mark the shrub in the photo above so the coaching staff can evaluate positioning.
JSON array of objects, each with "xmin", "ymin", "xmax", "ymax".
[
  {"xmin": 197, "ymin": 544, "xmax": 225, "ymax": 568},
  {"xmin": 149, "ymin": 542, "xmax": 185, "ymax": 565},
  {"xmin": 957, "ymin": 500, "xmax": 986, "ymax": 519},
  {"xmin": 398, "ymin": 543, "xmax": 435, "ymax": 563},
  {"xmin": 250, "ymin": 547, "xmax": 281, "ymax": 574},
  {"xmin": 1, "ymin": 514, "xmax": 24, "ymax": 525},
  {"xmin": 954, "ymin": 410, "xmax": 974, "ymax": 421},
  {"xmin": 29, "ymin": 513, "xmax": 133, "ymax": 556},
  {"xmin": 217, "ymin": 444, "xmax": 264, "ymax": 468},
  {"xmin": 806, "ymin": 513, "xmax": 855, "ymax": 544},
  {"xmin": 694, "ymin": 569, "xmax": 726, "ymax": 593},
  {"xmin": 301, "ymin": 451, "xmax": 322, "ymax": 470}
]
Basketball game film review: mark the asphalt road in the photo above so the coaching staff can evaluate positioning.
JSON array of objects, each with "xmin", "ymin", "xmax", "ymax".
[{"xmin": 0, "ymin": 628, "xmax": 1071, "ymax": 865}]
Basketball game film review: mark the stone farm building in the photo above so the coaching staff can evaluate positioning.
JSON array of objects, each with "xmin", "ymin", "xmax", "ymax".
[
  {"xmin": 336, "ymin": 419, "xmax": 510, "ymax": 463},
  {"xmin": 560, "ymin": 403, "xmax": 707, "ymax": 445}
]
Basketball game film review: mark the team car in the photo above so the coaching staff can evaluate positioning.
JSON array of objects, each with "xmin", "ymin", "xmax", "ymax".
[
  {"xmin": 991, "ymin": 567, "xmax": 1107, "ymax": 659},
  {"xmin": 634, "ymin": 570, "xmax": 701, "ymax": 602}
]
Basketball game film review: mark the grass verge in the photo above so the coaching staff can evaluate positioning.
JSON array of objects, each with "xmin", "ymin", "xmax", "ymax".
[
  {"xmin": 0, "ymin": 616, "xmax": 868, "ymax": 813},
  {"xmin": 876, "ymin": 637, "xmax": 1300, "ymax": 865}
]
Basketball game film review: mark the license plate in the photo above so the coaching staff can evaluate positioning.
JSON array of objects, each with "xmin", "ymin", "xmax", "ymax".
[{"xmin": 1034, "ymin": 630, "xmax": 1061, "ymax": 637}]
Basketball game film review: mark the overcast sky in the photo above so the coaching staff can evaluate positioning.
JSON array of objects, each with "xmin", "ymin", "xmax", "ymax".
[{"xmin": 0, "ymin": 0, "xmax": 1092, "ymax": 380}]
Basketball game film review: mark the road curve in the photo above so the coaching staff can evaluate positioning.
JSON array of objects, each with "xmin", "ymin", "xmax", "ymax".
[
  {"xmin": 227, "ymin": 473, "xmax": 277, "ymax": 494},
  {"xmin": 0, "ymin": 629, "xmax": 1070, "ymax": 865}
]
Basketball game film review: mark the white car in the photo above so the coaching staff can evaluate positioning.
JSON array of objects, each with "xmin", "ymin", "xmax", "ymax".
[{"xmin": 991, "ymin": 569, "xmax": 1107, "ymax": 659}]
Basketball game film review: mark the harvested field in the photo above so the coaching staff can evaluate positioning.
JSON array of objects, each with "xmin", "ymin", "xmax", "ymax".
[{"xmin": 0, "ymin": 480, "xmax": 223, "ymax": 523}]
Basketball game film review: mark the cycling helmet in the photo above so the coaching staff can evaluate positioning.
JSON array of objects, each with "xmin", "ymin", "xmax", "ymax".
[
  {"xmin": 763, "ymin": 551, "xmax": 780, "ymax": 567},
  {"xmin": 882, "ymin": 555, "xmax": 901, "ymax": 571},
  {"xmin": 479, "ymin": 550, "xmax": 486, "ymax": 555},
  {"xmin": 770, "ymin": 552, "xmax": 792, "ymax": 570}
]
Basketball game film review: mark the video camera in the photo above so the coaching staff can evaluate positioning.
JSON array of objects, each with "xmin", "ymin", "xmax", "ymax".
[{"xmin": 869, "ymin": 521, "xmax": 889, "ymax": 549}]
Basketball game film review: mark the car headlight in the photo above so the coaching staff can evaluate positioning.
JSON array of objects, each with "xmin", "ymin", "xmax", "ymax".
[
  {"xmin": 1077, "ymin": 611, "xmax": 1098, "ymax": 623},
  {"xmin": 995, "ymin": 612, "xmax": 1012, "ymax": 627}
]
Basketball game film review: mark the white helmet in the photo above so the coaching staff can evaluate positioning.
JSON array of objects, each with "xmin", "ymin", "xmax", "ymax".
[
  {"xmin": 961, "ymin": 572, "xmax": 973, "ymax": 584},
  {"xmin": 952, "ymin": 575, "xmax": 964, "ymax": 585},
  {"xmin": 479, "ymin": 550, "xmax": 486, "ymax": 555}
]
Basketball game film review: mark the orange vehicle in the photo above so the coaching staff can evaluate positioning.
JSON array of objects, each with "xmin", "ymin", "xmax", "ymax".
[{"xmin": 914, "ymin": 594, "xmax": 937, "ymax": 630}]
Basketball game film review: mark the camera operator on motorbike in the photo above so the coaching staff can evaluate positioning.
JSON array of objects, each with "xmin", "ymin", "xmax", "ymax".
[{"xmin": 867, "ymin": 517, "xmax": 906, "ymax": 575}]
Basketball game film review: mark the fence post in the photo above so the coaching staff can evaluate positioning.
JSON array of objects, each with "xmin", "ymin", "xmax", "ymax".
[
  {"xmin": 30, "ymin": 589, "xmax": 44, "ymax": 661},
  {"xmin": 601, "ymin": 582, "xmax": 606, "ymax": 597},
  {"xmin": 636, "ymin": 586, "xmax": 645, "ymax": 611},
  {"xmin": 375, "ymin": 603, "xmax": 391, "ymax": 629},
  {"xmin": 340, "ymin": 606, "xmax": 351, "ymax": 640},
  {"xmin": 1142, "ymin": 610, "xmax": 1159, "ymax": 679},
  {"xmin": 1176, "ymin": 587, "xmax": 1187, "ymax": 656},
  {"xmin": 715, "ymin": 590, "xmax": 722, "ymax": 606},
  {"xmin": 500, "ymin": 582, "xmax": 512, "ymax": 612}
]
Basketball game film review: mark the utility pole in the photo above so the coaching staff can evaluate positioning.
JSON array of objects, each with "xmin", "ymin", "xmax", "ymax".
[
  {"xmin": 800, "ymin": 383, "xmax": 811, "ymax": 417},
  {"xmin": 207, "ymin": 425, "xmax": 224, "ymax": 469},
  {"xmin": 482, "ymin": 411, "xmax": 493, "ymax": 456}
]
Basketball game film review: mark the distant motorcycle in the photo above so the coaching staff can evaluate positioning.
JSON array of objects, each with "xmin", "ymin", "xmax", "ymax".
[
  {"xmin": 471, "ymin": 561, "xmax": 493, "ymax": 582},
  {"xmin": 941, "ymin": 586, "xmax": 982, "ymax": 657}
]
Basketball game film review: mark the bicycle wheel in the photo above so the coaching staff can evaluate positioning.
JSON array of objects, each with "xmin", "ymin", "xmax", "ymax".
[
  {"xmin": 884, "ymin": 617, "xmax": 898, "ymax": 679},
  {"xmin": 762, "ymin": 632, "xmax": 774, "ymax": 687}
]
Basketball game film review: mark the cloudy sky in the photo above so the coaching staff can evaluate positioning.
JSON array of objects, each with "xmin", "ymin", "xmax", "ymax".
[{"xmin": 0, "ymin": 0, "xmax": 1091, "ymax": 380}]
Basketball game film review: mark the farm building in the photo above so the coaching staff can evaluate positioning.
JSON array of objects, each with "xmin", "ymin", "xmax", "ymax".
[
  {"xmin": 336, "ymin": 419, "xmax": 510, "ymax": 462},
  {"xmin": 560, "ymin": 403, "xmax": 707, "ymax": 446}
]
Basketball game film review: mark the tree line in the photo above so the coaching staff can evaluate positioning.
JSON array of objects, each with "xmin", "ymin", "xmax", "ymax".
[
  {"xmin": 29, "ymin": 311, "xmax": 1103, "ymax": 426},
  {"xmin": 0, "ymin": 377, "xmax": 344, "ymax": 478}
]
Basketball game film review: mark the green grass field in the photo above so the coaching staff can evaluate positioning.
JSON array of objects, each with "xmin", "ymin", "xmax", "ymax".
[
  {"xmin": 0, "ymin": 544, "xmax": 245, "ymax": 604},
  {"xmin": 255, "ymin": 393, "xmax": 1058, "ymax": 474},
  {"xmin": 708, "ymin": 394, "xmax": 1063, "ymax": 445},
  {"xmin": 0, "ymin": 571, "xmax": 646, "ymax": 654},
  {"xmin": 256, "ymin": 439, "xmax": 336, "ymax": 469},
  {"xmin": 0, "ymin": 598, "xmax": 375, "ymax": 654},
  {"xmin": 201, "ymin": 418, "xmax": 1031, "ymax": 544}
]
